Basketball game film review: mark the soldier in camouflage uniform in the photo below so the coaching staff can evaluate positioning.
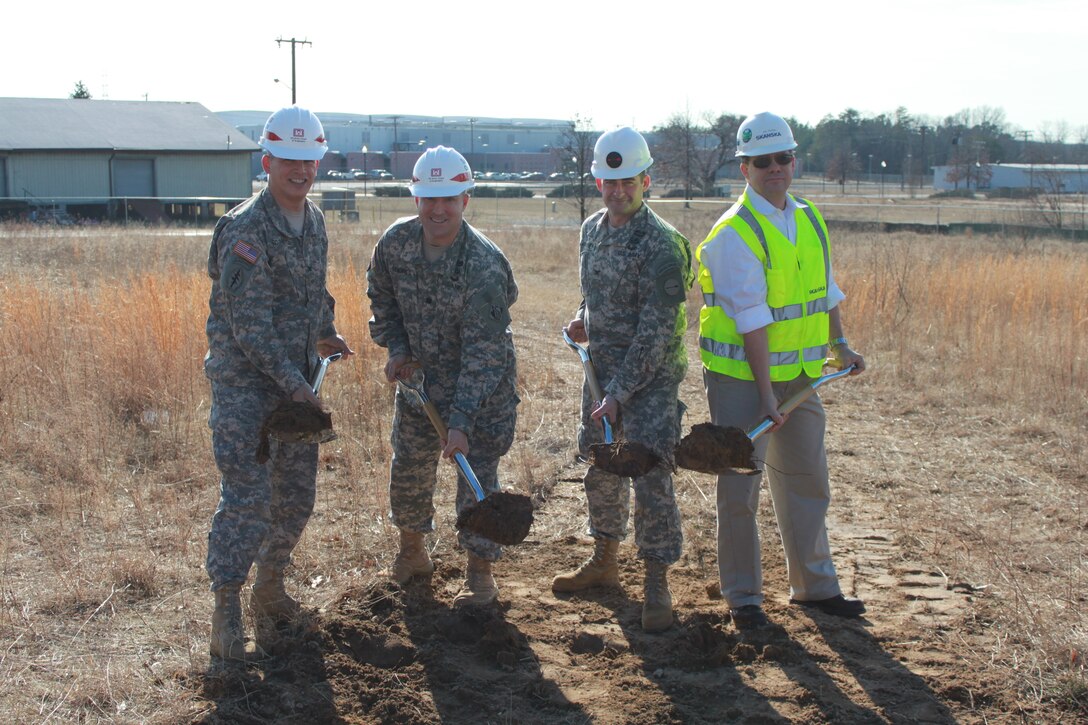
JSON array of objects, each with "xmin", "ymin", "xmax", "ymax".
[
  {"xmin": 551, "ymin": 127, "xmax": 694, "ymax": 633},
  {"xmin": 204, "ymin": 107, "xmax": 353, "ymax": 660},
  {"xmin": 366, "ymin": 146, "xmax": 518, "ymax": 607}
]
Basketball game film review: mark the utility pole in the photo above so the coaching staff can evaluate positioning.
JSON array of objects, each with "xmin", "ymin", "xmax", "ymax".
[
  {"xmin": 1019, "ymin": 130, "xmax": 1034, "ymax": 190},
  {"xmin": 275, "ymin": 37, "xmax": 311, "ymax": 104}
]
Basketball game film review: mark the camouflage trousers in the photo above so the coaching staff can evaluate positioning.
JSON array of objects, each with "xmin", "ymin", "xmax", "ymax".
[
  {"xmin": 206, "ymin": 384, "xmax": 318, "ymax": 591},
  {"xmin": 577, "ymin": 380, "xmax": 685, "ymax": 564},
  {"xmin": 389, "ymin": 387, "xmax": 516, "ymax": 561}
]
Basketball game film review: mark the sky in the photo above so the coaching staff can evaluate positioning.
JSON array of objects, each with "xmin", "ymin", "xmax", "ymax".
[{"xmin": 5, "ymin": 0, "xmax": 1086, "ymax": 138}]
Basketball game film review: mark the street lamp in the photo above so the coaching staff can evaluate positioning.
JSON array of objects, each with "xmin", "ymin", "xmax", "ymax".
[
  {"xmin": 880, "ymin": 160, "xmax": 887, "ymax": 197},
  {"xmin": 361, "ymin": 145, "xmax": 368, "ymax": 197},
  {"xmin": 273, "ymin": 78, "xmax": 292, "ymax": 98},
  {"xmin": 868, "ymin": 154, "xmax": 873, "ymax": 184}
]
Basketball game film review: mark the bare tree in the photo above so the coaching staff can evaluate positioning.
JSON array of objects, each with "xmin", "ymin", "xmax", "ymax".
[
  {"xmin": 652, "ymin": 111, "xmax": 741, "ymax": 199},
  {"xmin": 556, "ymin": 115, "xmax": 597, "ymax": 222},
  {"xmin": 652, "ymin": 112, "xmax": 697, "ymax": 199}
]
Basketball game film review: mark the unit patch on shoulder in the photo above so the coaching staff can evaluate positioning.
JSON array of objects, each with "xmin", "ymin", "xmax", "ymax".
[
  {"xmin": 651, "ymin": 255, "xmax": 689, "ymax": 306},
  {"xmin": 469, "ymin": 284, "xmax": 511, "ymax": 335},
  {"xmin": 221, "ymin": 239, "xmax": 261, "ymax": 297}
]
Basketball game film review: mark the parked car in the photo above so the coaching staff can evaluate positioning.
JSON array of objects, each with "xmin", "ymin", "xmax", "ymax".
[
  {"xmin": 520, "ymin": 172, "xmax": 546, "ymax": 181},
  {"xmin": 367, "ymin": 169, "xmax": 393, "ymax": 180},
  {"xmin": 255, "ymin": 171, "xmax": 268, "ymax": 181}
]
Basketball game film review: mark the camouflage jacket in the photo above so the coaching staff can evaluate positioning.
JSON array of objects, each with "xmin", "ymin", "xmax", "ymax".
[
  {"xmin": 366, "ymin": 216, "xmax": 518, "ymax": 436},
  {"xmin": 204, "ymin": 188, "xmax": 337, "ymax": 395},
  {"xmin": 578, "ymin": 203, "xmax": 694, "ymax": 404}
]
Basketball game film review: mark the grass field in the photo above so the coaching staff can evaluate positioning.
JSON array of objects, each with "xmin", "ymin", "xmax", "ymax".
[{"xmin": 0, "ymin": 195, "xmax": 1085, "ymax": 722}]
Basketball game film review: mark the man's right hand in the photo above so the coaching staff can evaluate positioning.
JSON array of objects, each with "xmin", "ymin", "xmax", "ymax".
[
  {"xmin": 384, "ymin": 354, "xmax": 411, "ymax": 384},
  {"xmin": 564, "ymin": 318, "xmax": 588, "ymax": 344},
  {"xmin": 758, "ymin": 391, "xmax": 786, "ymax": 433},
  {"xmin": 291, "ymin": 383, "xmax": 327, "ymax": 411}
]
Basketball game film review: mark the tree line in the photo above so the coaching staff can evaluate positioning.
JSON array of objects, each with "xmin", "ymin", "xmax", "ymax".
[{"xmin": 645, "ymin": 106, "xmax": 1088, "ymax": 197}]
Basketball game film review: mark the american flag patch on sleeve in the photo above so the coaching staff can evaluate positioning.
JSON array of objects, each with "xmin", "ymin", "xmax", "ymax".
[{"xmin": 232, "ymin": 239, "xmax": 260, "ymax": 264}]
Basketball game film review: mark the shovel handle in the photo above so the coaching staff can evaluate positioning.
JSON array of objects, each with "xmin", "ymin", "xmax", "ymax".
[
  {"xmin": 310, "ymin": 352, "xmax": 343, "ymax": 395},
  {"xmin": 563, "ymin": 328, "xmax": 612, "ymax": 443},
  {"xmin": 417, "ymin": 395, "xmax": 487, "ymax": 503},
  {"xmin": 395, "ymin": 362, "xmax": 487, "ymax": 502},
  {"xmin": 748, "ymin": 365, "xmax": 856, "ymax": 441}
]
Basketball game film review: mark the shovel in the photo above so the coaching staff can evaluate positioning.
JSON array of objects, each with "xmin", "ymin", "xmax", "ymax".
[
  {"xmin": 562, "ymin": 329, "xmax": 661, "ymax": 477},
  {"xmin": 675, "ymin": 364, "xmax": 857, "ymax": 474},
  {"xmin": 396, "ymin": 363, "xmax": 533, "ymax": 546},
  {"xmin": 256, "ymin": 352, "xmax": 343, "ymax": 463}
]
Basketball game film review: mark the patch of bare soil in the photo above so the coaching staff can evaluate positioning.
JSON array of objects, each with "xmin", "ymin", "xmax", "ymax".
[
  {"xmin": 190, "ymin": 390, "xmax": 1053, "ymax": 725},
  {"xmin": 188, "ymin": 330, "xmax": 1080, "ymax": 724}
]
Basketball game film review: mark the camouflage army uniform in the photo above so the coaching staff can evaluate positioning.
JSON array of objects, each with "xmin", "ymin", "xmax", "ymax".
[
  {"xmin": 576, "ymin": 203, "xmax": 694, "ymax": 564},
  {"xmin": 367, "ymin": 216, "xmax": 519, "ymax": 561},
  {"xmin": 204, "ymin": 188, "xmax": 338, "ymax": 591}
]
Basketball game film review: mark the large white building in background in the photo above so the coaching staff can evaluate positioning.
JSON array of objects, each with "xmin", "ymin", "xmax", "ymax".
[
  {"xmin": 218, "ymin": 111, "xmax": 576, "ymax": 179},
  {"xmin": 932, "ymin": 163, "xmax": 1088, "ymax": 193}
]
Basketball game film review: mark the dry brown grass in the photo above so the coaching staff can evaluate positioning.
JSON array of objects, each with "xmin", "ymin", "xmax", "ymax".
[{"xmin": 0, "ymin": 200, "xmax": 1085, "ymax": 721}]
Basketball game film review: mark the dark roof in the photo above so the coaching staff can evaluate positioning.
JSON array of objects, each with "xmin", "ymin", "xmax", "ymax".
[{"xmin": 0, "ymin": 97, "xmax": 260, "ymax": 153}]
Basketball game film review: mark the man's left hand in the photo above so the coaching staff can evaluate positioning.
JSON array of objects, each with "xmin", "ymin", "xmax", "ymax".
[
  {"xmin": 590, "ymin": 395, "xmax": 619, "ymax": 428},
  {"xmin": 833, "ymin": 345, "xmax": 866, "ymax": 375},
  {"xmin": 443, "ymin": 428, "xmax": 469, "ymax": 460},
  {"xmin": 317, "ymin": 334, "xmax": 355, "ymax": 359}
]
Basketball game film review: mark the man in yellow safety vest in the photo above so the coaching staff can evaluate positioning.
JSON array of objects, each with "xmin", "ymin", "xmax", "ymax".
[{"xmin": 695, "ymin": 111, "xmax": 866, "ymax": 631}]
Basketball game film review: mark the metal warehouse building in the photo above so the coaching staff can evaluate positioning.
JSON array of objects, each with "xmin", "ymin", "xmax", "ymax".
[
  {"xmin": 0, "ymin": 98, "xmax": 260, "ymax": 223},
  {"xmin": 932, "ymin": 162, "xmax": 1088, "ymax": 193}
]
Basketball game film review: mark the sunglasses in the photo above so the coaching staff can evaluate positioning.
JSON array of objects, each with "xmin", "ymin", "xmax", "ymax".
[{"xmin": 749, "ymin": 153, "xmax": 795, "ymax": 169}]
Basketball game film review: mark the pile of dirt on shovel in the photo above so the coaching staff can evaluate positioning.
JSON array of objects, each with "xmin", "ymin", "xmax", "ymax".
[
  {"xmin": 589, "ymin": 440, "xmax": 660, "ymax": 478},
  {"xmin": 256, "ymin": 401, "xmax": 335, "ymax": 463},
  {"xmin": 674, "ymin": 422, "xmax": 757, "ymax": 474},
  {"xmin": 455, "ymin": 491, "xmax": 534, "ymax": 545}
]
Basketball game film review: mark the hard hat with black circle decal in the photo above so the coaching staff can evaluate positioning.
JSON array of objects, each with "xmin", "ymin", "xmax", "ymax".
[
  {"xmin": 259, "ymin": 106, "xmax": 328, "ymax": 161},
  {"xmin": 735, "ymin": 112, "xmax": 797, "ymax": 158},
  {"xmin": 409, "ymin": 146, "xmax": 475, "ymax": 197},
  {"xmin": 591, "ymin": 126, "xmax": 653, "ymax": 180}
]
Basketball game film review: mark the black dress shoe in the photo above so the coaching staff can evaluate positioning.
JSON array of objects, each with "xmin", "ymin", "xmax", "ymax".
[
  {"xmin": 790, "ymin": 594, "xmax": 866, "ymax": 617},
  {"xmin": 729, "ymin": 604, "xmax": 770, "ymax": 630}
]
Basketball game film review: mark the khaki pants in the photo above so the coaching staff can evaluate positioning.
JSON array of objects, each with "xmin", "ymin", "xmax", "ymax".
[{"xmin": 704, "ymin": 369, "xmax": 842, "ymax": 608}]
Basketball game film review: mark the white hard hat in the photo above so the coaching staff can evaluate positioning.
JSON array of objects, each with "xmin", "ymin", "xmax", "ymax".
[
  {"xmin": 735, "ymin": 112, "xmax": 798, "ymax": 158},
  {"xmin": 409, "ymin": 146, "xmax": 474, "ymax": 197},
  {"xmin": 259, "ymin": 106, "xmax": 328, "ymax": 161},
  {"xmin": 591, "ymin": 127, "xmax": 653, "ymax": 180}
]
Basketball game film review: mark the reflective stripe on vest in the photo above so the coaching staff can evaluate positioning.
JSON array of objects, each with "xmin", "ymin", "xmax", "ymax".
[{"xmin": 699, "ymin": 338, "xmax": 829, "ymax": 367}]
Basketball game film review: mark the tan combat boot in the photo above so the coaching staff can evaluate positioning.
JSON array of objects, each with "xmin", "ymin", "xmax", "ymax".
[
  {"xmin": 251, "ymin": 566, "xmax": 300, "ymax": 621},
  {"xmin": 642, "ymin": 560, "xmax": 674, "ymax": 633},
  {"xmin": 452, "ymin": 554, "xmax": 499, "ymax": 607},
  {"xmin": 210, "ymin": 585, "xmax": 264, "ymax": 661},
  {"xmin": 551, "ymin": 538, "xmax": 620, "ymax": 593},
  {"xmin": 391, "ymin": 528, "xmax": 435, "ymax": 585}
]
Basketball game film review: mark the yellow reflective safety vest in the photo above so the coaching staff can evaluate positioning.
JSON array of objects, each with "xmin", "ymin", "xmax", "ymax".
[{"xmin": 696, "ymin": 191, "xmax": 831, "ymax": 381}]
